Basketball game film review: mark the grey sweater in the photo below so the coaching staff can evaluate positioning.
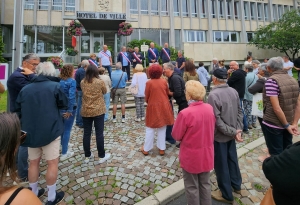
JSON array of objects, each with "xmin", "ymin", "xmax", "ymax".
[{"xmin": 207, "ymin": 84, "xmax": 243, "ymax": 142}]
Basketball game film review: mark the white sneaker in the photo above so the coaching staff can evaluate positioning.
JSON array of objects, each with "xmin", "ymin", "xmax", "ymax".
[
  {"xmin": 113, "ymin": 118, "xmax": 117, "ymax": 123},
  {"xmin": 60, "ymin": 151, "xmax": 74, "ymax": 161},
  {"xmin": 99, "ymin": 153, "xmax": 111, "ymax": 164},
  {"xmin": 135, "ymin": 118, "xmax": 141, "ymax": 122},
  {"xmin": 83, "ymin": 153, "xmax": 94, "ymax": 163},
  {"xmin": 122, "ymin": 118, "xmax": 126, "ymax": 123},
  {"xmin": 141, "ymin": 117, "xmax": 145, "ymax": 121}
]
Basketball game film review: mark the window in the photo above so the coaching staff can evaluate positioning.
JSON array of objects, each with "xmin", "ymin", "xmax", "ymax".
[
  {"xmin": 211, "ymin": 0, "xmax": 216, "ymax": 18},
  {"xmin": 173, "ymin": 0, "xmax": 179, "ymax": 16},
  {"xmin": 284, "ymin": 5, "xmax": 289, "ymax": 13},
  {"xmin": 191, "ymin": 0, "xmax": 198, "ymax": 17},
  {"xmin": 213, "ymin": 31, "xmax": 239, "ymax": 42},
  {"xmin": 257, "ymin": 3, "xmax": 262, "ymax": 20},
  {"xmin": 185, "ymin": 30, "xmax": 206, "ymax": 42},
  {"xmin": 141, "ymin": 0, "xmax": 148, "ymax": 14},
  {"xmin": 200, "ymin": 0, "xmax": 206, "ymax": 18},
  {"xmin": 175, "ymin": 30, "xmax": 181, "ymax": 50},
  {"xmin": 244, "ymin": 1, "xmax": 249, "ymax": 20},
  {"xmin": 52, "ymin": 0, "xmax": 62, "ymax": 11},
  {"xmin": 273, "ymin": 4, "xmax": 277, "ymax": 21},
  {"xmin": 234, "ymin": 1, "xmax": 239, "ymax": 19},
  {"xmin": 218, "ymin": 0, "xmax": 224, "ymax": 18},
  {"xmin": 65, "ymin": 0, "xmax": 75, "ymax": 12},
  {"xmin": 39, "ymin": 0, "xmax": 48, "ymax": 10},
  {"xmin": 290, "ymin": 6, "xmax": 294, "ymax": 11},
  {"xmin": 247, "ymin": 32, "xmax": 255, "ymax": 42},
  {"xmin": 250, "ymin": 2, "xmax": 256, "ymax": 20},
  {"xmin": 226, "ymin": 0, "xmax": 232, "ymax": 19},
  {"xmin": 151, "ymin": 0, "xmax": 158, "ymax": 15},
  {"xmin": 130, "ymin": 0, "xmax": 138, "ymax": 14},
  {"xmin": 133, "ymin": 29, "xmax": 169, "ymax": 46},
  {"xmin": 161, "ymin": 0, "xmax": 168, "ymax": 16},
  {"xmin": 264, "ymin": 3, "xmax": 268, "ymax": 21},
  {"xmin": 24, "ymin": 0, "xmax": 34, "ymax": 10},
  {"xmin": 278, "ymin": 5, "xmax": 283, "ymax": 19},
  {"xmin": 182, "ymin": 0, "xmax": 188, "ymax": 17},
  {"xmin": 36, "ymin": 26, "xmax": 63, "ymax": 53}
]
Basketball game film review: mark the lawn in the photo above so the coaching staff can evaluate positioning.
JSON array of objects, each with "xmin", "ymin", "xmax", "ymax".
[{"xmin": 0, "ymin": 91, "xmax": 7, "ymax": 113}]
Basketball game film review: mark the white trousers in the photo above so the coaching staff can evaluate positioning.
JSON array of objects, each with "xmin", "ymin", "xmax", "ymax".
[{"xmin": 144, "ymin": 126, "xmax": 167, "ymax": 152}]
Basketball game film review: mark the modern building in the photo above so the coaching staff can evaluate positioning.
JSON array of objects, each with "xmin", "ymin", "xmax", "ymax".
[{"xmin": 1, "ymin": 0, "xmax": 298, "ymax": 65}]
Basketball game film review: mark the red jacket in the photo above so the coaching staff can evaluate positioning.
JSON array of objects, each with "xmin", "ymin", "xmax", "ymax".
[{"xmin": 172, "ymin": 101, "xmax": 215, "ymax": 174}]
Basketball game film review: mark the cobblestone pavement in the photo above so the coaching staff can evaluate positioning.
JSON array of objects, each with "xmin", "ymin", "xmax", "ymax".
[{"xmin": 5, "ymin": 110, "xmax": 266, "ymax": 205}]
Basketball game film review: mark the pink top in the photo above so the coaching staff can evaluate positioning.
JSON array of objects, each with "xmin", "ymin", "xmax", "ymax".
[{"xmin": 172, "ymin": 101, "xmax": 215, "ymax": 174}]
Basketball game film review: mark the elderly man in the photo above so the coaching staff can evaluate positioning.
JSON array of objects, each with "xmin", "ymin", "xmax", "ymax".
[
  {"xmin": 131, "ymin": 47, "xmax": 144, "ymax": 69},
  {"xmin": 207, "ymin": 57, "xmax": 219, "ymax": 92},
  {"xmin": 176, "ymin": 51, "xmax": 186, "ymax": 76},
  {"xmin": 160, "ymin": 43, "xmax": 171, "ymax": 63},
  {"xmin": 227, "ymin": 61, "xmax": 248, "ymax": 134},
  {"xmin": 15, "ymin": 62, "xmax": 68, "ymax": 205},
  {"xmin": 7, "ymin": 53, "xmax": 40, "ymax": 183},
  {"xmin": 75, "ymin": 60, "xmax": 89, "ymax": 128},
  {"xmin": 117, "ymin": 46, "xmax": 131, "ymax": 81},
  {"xmin": 111, "ymin": 62, "xmax": 128, "ymax": 123},
  {"xmin": 208, "ymin": 69, "xmax": 243, "ymax": 204},
  {"xmin": 283, "ymin": 56, "xmax": 294, "ymax": 77},
  {"xmin": 262, "ymin": 57, "xmax": 299, "ymax": 156},
  {"xmin": 98, "ymin": 45, "xmax": 112, "ymax": 78},
  {"xmin": 148, "ymin": 42, "xmax": 159, "ymax": 65}
]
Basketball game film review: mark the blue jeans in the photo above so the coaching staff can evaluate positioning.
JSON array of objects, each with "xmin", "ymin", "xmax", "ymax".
[
  {"xmin": 239, "ymin": 98, "xmax": 248, "ymax": 131},
  {"xmin": 166, "ymin": 100, "xmax": 176, "ymax": 144},
  {"xmin": 17, "ymin": 146, "xmax": 28, "ymax": 180},
  {"xmin": 104, "ymin": 92, "xmax": 110, "ymax": 121},
  {"xmin": 76, "ymin": 91, "xmax": 83, "ymax": 126},
  {"xmin": 103, "ymin": 65, "xmax": 112, "ymax": 79},
  {"xmin": 60, "ymin": 109, "xmax": 76, "ymax": 154}
]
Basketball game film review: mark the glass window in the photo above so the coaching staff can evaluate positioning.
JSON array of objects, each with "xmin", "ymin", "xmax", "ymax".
[
  {"xmin": 278, "ymin": 5, "xmax": 283, "ymax": 18},
  {"xmin": 211, "ymin": 0, "xmax": 216, "ymax": 18},
  {"xmin": 223, "ymin": 32, "xmax": 229, "ymax": 41},
  {"xmin": 65, "ymin": 0, "xmax": 75, "ymax": 12},
  {"xmin": 130, "ymin": 0, "xmax": 138, "ymax": 14},
  {"xmin": 264, "ymin": 3, "xmax": 268, "ymax": 21},
  {"xmin": 213, "ymin": 31, "xmax": 239, "ymax": 42},
  {"xmin": 284, "ymin": 5, "xmax": 289, "ymax": 13},
  {"xmin": 24, "ymin": 0, "xmax": 34, "ymax": 10},
  {"xmin": 214, "ymin": 32, "xmax": 222, "ymax": 42},
  {"xmin": 52, "ymin": 0, "xmax": 62, "ymax": 11},
  {"xmin": 80, "ymin": 29, "xmax": 90, "ymax": 53},
  {"xmin": 141, "ymin": 0, "xmax": 148, "ymax": 14},
  {"xmin": 247, "ymin": 32, "xmax": 254, "ymax": 42},
  {"xmin": 226, "ymin": 0, "xmax": 232, "ymax": 19},
  {"xmin": 244, "ymin": 1, "xmax": 249, "ymax": 20},
  {"xmin": 151, "ymin": 0, "xmax": 158, "ymax": 15},
  {"xmin": 140, "ymin": 29, "xmax": 160, "ymax": 45},
  {"xmin": 231, "ymin": 32, "xmax": 237, "ymax": 42},
  {"xmin": 191, "ymin": 0, "xmax": 198, "ymax": 17},
  {"xmin": 218, "ymin": 0, "xmax": 224, "ymax": 18},
  {"xmin": 175, "ymin": 30, "xmax": 181, "ymax": 50},
  {"xmin": 36, "ymin": 26, "xmax": 63, "ymax": 53},
  {"xmin": 234, "ymin": 1, "xmax": 239, "ymax": 19},
  {"xmin": 290, "ymin": 6, "xmax": 294, "ymax": 11},
  {"xmin": 23, "ymin": 26, "xmax": 35, "ymax": 54},
  {"xmin": 187, "ymin": 31, "xmax": 195, "ymax": 42},
  {"xmin": 2, "ymin": 25, "xmax": 13, "ymax": 54},
  {"xmin": 39, "ymin": 0, "xmax": 48, "ymax": 10},
  {"xmin": 257, "ymin": 3, "xmax": 262, "ymax": 20},
  {"xmin": 130, "ymin": 29, "xmax": 139, "ymax": 41},
  {"xmin": 185, "ymin": 30, "xmax": 206, "ymax": 42},
  {"xmin": 273, "ymin": 4, "xmax": 277, "ymax": 21},
  {"xmin": 182, "ymin": 0, "xmax": 188, "ymax": 17},
  {"xmin": 200, "ymin": 0, "xmax": 206, "ymax": 18},
  {"xmin": 173, "ymin": 0, "xmax": 179, "ymax": 16},
  {"xmin": 250, "ymin": 2, "xmax": 256, "ymax": 20},
  {"xmin": 161, "ymin": 30, "xmax": 170, "ymax": 45},
  {"xmin": 161, "ymin": 0, "xmax": 168, "ymax": 16}
]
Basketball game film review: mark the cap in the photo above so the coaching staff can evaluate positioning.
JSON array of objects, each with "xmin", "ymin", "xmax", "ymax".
[{"xmin": 213, "ymin": 69, "xmax": 228, "ymax": 79}]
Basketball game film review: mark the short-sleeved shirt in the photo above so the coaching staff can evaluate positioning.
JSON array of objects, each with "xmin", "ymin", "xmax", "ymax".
[
  {"xmin": 176, "ymin": 57, "xmax": 186, "ymax": 68},
  {"xmin": 283, "ymin": 61, "xmax": 294, "ymax": 77},
  {"xmin": 98, "ymin": 50, "xmax": 111, "ymax": 66},
  {"xmin": 265, "ymin": 78, "xmax": 280, "ymax": 97},
  {"xmin": 111, "ymin": 70, "xmax": 128, "ymax": 88}
]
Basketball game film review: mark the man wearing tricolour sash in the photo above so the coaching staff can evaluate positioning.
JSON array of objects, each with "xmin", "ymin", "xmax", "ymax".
[
  {"xmin": 117, "ymin": 46, "xmax": 132, "ymax": 81},
  {"xmin": 131, "ymin": 47, "xmax": 145, "ymax": 69},
  {"xmin": 147, "ymin": 42, "xmax": 159, "ymax": 65},
  {"xmin": 98, "ymin": 45, "xmax": 112, "ymax": 79},
  {"xmin": 160, "ymin": 43, "xmax": 171, "ymax": 64}
]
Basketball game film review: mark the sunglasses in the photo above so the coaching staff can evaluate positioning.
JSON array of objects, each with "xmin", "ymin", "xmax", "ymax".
[{"xmin": 20, "ymin": 130, "xmax": 27, "ymax": 144}]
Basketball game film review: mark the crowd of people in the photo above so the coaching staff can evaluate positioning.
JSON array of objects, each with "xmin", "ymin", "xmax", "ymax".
[{"xmin": 1, "ymin": 41, "xmax": 300, "ymax": 205}]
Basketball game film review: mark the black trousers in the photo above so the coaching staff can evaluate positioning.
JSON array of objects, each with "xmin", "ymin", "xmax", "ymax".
[
  {"xmin": 214, "ymin": 140, "xmax": 242, "ymax": 201},
  {"xmin": 178, "ymin": 101, "xmax": 188, "ymax": 113},
  {"xmin": 122, "ymin": 65, "xmax": 131, "ymax": 80},
  {"xmin": 82, "ymin": 114, "xmax": 105, "ymax": 158}
]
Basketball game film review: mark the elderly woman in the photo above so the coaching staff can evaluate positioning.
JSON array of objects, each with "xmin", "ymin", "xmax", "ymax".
[
  {"xmin": 252, "ymin": 60, "xmax": 260, "ymax": 74},
  {"xmin": 88, "ymin": 53, "xmax": 99, "ymax": 67},
  {"xmin": 81, "ymin": 65, "xmax": 111, "ymax": 164},
  {"xmin": 140, "ymin": 64, "xmax": 174, "ymax": 156},
  {"xmin": 183, "ymin": 60, "xmax": 199, "ymax": 82},
  {"xmin": 59, "ymin": 64, "xmax": 76, "ymax": 161},
  {"xmin": 130, "ymin": 64, "xmax": 148, "ymax": 122},
  {"xmin": 172, "ymin": 80, "xmax": 215, "ymax": 205},
  {"xmin": 99, "ymin": 67, "xmax": 111, "ymax": 122}
]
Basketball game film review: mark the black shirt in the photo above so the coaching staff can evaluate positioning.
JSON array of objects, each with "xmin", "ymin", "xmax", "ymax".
[
  {"xmin": 176, "ymin": 57, "xmax": 186, "ymax": 68},
  {"xmin": 227, "ymin": 69, "xmax": 247, "ymax": 99}
]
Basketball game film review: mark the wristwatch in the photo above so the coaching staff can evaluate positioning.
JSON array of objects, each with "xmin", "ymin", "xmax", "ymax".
[{"xmin": 283, "ymin": 123, "xmax": 290, "ymax": 129}]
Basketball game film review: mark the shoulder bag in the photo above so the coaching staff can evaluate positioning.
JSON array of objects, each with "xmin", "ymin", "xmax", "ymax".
[
  {"xmin": 260, "ymin": 185, "xmax": 276, "ymax": 205},
  {"xmin": 128, "ymin": 75, "xmax": 139, "ymax": 95},
  {"xmin": 110, "ymin": 72, "xmax": 124, "ymax": 100}
]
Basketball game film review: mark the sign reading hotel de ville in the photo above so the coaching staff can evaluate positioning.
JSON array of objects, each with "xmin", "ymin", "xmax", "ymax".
[{"xmin": 77, "ymin": 12, "xmax": 126, "ymax": 20}]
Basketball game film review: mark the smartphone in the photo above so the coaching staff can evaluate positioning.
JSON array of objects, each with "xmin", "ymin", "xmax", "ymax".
[{"xmin": 20, "ymin": 130, "xmax": 27, "ymax": 144}]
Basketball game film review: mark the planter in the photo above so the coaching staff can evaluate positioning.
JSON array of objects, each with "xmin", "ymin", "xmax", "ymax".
[{"xmin": 67, "ymin": 51, "xmax": 77, "ymax": 56}]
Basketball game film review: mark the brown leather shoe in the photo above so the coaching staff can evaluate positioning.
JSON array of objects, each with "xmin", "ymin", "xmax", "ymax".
[
  {"xmin": 211, "ymin": 190, "xmax": 233, "ymax": 204},
  {"xmin": 140, "ymin": 147, "xmax": 149, "ymax": 156},
  {"xmin": 159, "ymin": 149, "xmax": 165, "ymax": 156}
]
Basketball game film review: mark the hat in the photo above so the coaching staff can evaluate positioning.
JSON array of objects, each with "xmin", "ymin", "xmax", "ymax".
[{"xmin": 213, "ymin": 69, "xmax": 228, "ymax": 79}]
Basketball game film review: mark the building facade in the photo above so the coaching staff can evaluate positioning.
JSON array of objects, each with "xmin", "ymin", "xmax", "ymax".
[{"xmin": 1, "ymin": 0, "xmax": 298, "ymax": 65}]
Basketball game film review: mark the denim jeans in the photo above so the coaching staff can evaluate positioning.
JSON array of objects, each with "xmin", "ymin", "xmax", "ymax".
[
  {"xmin": 76, "ymin": 91, "xmax": 83, "ymax": 126},
  {"xmin": 166, "ymin": 100, "xmax": 176, "ymax": 144},
  {"xmin": 60, "ymin": 109, "xmax": 76, "ymax": 154},
  {"xmin": 17, "ymin": 145, "xmax": 28, "ymax": 180},
  {"xmin": 103, "ymin": 65, "xmax": 112, "ymax": 79},
  {"xmin": 104, "ymin": 92, "xmax": 110, "ymax": 121},
  {"xmin": 83, "ymin": 114, "xmax": 105, "ymax": 158},
  {"xmin": 239, "ymin": 99, "xmax": 248, "ymax": 131}
]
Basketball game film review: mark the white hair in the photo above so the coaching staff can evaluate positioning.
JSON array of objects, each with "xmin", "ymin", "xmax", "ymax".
[
  {"xmin": 81, "ymin": 60, "xmax": 89, "ymax": 68},
  {"xmin": 267, "ymin": 57, "xmax": 284, "ymax": 71},
  {"xmin": 212, "ymin": 57, "xmax": 218, "ymax": 61},
  {"xmin": 116, "ymin": 62, "xmax": 122, "ymax": 70},
  {"xmin": 36, "ymin": 62, "xmax": 56, "ymax": 76}
]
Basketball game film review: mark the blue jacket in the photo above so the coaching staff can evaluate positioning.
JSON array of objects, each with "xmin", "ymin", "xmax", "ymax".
[
  {"xmin": 147, "ymin": 48, "xmax": 159, "ymax": 62},
  {"xmin": 160, "ymin": 48, "xmax": 171, "ymax": 63},
  {"xmin": 7, "ymin": 67, "xmax": 36, "ymax": 112},
  {"xmin": 75, "ymin": 67, "xmax": 85, "ymax": 91},
  {"xmin": 117, "ymin": 52, "xmax": 131, "ymax": 66},
  {"xmin": 60, "ymin": 78, "xmax": 76, "ymax": 113},
  {"xmin": 15, "ymin": 75, "xmax": 68, "ymax": 148}
]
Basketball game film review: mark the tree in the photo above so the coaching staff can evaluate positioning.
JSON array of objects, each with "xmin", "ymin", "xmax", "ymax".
[
  {"xmin": 248, "ymin": 10, "xmax": 300, "ymax": 61},
  {"xmin": 0, "ymin": 26, "xmax": 7, "ymax": 63}
]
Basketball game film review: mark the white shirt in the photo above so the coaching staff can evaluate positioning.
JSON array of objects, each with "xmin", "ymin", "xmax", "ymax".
[
  {"xmin": 130, "ymin": 72, "xmax": 148, "ymax": 97},
  {"xmin": 253, "ymin": 68, "xmax": 259, "ymax": 75},
  {"xmin": 283, "ymin": 61, "xmax": 294, "ymax": 77},
  {"xmin": 99, "ymin": 74, "xmax": 111, "ymax": 93},
  {"xmin": 98, "ymin": 50, "xmax": 111, "ymax": 66},
  {"xmin": 244, "ymin": 61, "xmax": 252, "ymax": 66}
]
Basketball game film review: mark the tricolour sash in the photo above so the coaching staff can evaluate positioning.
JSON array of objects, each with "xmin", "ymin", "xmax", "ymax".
[
  {"xmin": 148, "ymin": 48, "xmax": 157, "ymax": 59},
  {"xmin": 162, "ymin": 48, "xmax": 170, "ymax": 60},
  {"xmin": 89, "ymin": 59, "xmax": 98, "ymax": 67},
  {"xmin": 120, "ymin": 52, "xmax": 131, "ymax": 64},
  {"xmin": 133, "ymin": 52, "xmax": 142, "ymax": 63},
  {"xmin": 100, "ymin": 50, "xmax": 110, "ymax": 59}
]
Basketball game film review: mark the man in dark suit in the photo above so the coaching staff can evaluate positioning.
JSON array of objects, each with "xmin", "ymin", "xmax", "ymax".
[
  {"xmin": 148, "ymin": 42, "xmax": 159, "ymax": 65},
  {"xmin": 131, "ymin": 47, "xmax": 145, "ymax": 69},
  {"xmin": 7, "ymin": 53, "xmax": 39, "ymax": 182},
  {"xmin": 117, "ymin": 46, "xmax": 132, "ymax": 81},
  {"xmin": 160, "ymin": 43, "xmax": 171, "ymax": 64}
]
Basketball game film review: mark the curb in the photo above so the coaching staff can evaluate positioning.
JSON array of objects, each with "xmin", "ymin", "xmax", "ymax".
[{"xmin": 134, "ymin": 137, "xmax": 266, "ymax": 205}]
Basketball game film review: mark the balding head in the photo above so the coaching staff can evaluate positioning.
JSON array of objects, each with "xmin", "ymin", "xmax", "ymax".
[
  {"xmin": 150, "ymin": 42, "xmax": 155, "ymax": 48},
  {"xmin": 103, "ymin": 45, "xmax": 108, "ymax": 51},
  {"xmin": 121, "ymin": 46, "xmax": 126, "ymax": 52},
  {"xmin": 164, "ymin": 43, "xmax": 168, "ymax": 48},
  {"xmin": 229, "ymin": 61, "xmax": 239, "ymax": 70}
]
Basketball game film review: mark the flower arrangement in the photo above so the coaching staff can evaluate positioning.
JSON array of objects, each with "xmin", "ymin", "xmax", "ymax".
[
  {"xmin": 47, "ymin": 56, "xmax": 64, "ymax": 69},
  {"xmin": 118, "ymin": 22, "xmax": 133, "ymax": 36},
  {"xmin": 66, "ymin": 47, "xmax": 78, "ymax": 56},
  {"xmin": 67, "ymin": 20, "xmax": 83, "ymax": 36}
]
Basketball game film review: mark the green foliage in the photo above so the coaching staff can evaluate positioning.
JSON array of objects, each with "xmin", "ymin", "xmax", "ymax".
[
  {"xmin": 248, "ymin": 9, "xmax": 300, "ymax": 61},
  {"xmin": 0, "ymin": 26, "xmax": 7, "ymax": 63},
  {"xmin": 127, "ymin": 39, "xmax": 184, "ymax": 66}
]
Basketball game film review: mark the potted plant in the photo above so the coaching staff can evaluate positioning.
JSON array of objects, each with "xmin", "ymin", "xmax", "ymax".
[
  {"xmin": 118, "ymin": 22, "xmax": 133, "ymax": 36},
  {"xmin": 67, "ymin": 20, "xmax": 83, "ymax": 36},
  {"xmin": 66, "ymin": 47, "xmax": 78, "ymax": 56},
  {"xmin": 47, "ymin": 56, "xmax": 64, "ymax": 69}
]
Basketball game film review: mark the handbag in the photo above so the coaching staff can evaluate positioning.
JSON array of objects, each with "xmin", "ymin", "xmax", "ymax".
[
  {"xmin": 128, "ymin": 75, "xmax": 139, "ymax": 95},
  {"xmin": 110, "ymin": 72, "xmax": 124, "ymax": 100},
  {"xmin": 260, "ymin": 186, "xmax": 276, "ymax": 205},
  {"xmin": 251, "ymin": 93, "xmax": 263, "ymax": 118}
]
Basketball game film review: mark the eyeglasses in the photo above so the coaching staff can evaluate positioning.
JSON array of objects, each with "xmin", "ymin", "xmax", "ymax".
[{"xmin": 26, "ymin": 61, "xmax": 39, "ymax": 67}]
